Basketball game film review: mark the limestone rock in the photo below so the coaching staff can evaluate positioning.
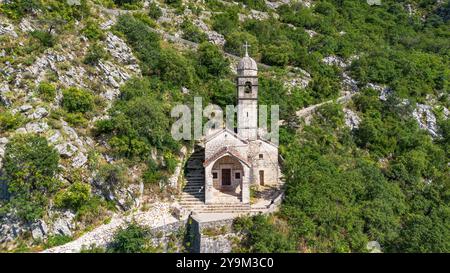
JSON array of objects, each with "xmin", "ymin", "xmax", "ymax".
[
  {"xmin": 28, "ymin": 107, "xmax": 48, "ymax": 120},
  {"xmin": 0, "ymin": 21, "xmax": 18, "ymax": 38},
  {"xmin": 31, "ymin": 220, "xmax": 49, "ymax": 241},
  {"xmin": 0, "ymin": 83, "xmax": 11, "ymax": 107},
  {"xmin": 25, "ymin": 122, "xmax": 49, "ymax": 133},
  {"xmin": 55, "ymin": 143, "xmax": 78, "ymax": 158},
  {"xmin": 72, "ymin": 152, "xmax": 87, "ymax": 168},
  {"xmin": 19, "ymin": 18, "xmax": 34, "ymax": 32},
  {"xmin": 51, "ymin": 211, "xmax": 75, "ymax": 237},
  {"xmin": 19, "ymin": 104, "xmax": 33, "ymax": 112},
  {"xmin": 412, "ymin": 104, "xmax": 440, "ymax": 138},
  {"xmin": 343, "ymin": 108, "xmax": 361, "ymax": 130}
]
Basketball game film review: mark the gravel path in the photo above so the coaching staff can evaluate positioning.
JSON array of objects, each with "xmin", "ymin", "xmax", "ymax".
[{"xmin": 42, "ymin": 202, "xmax": 178, "ymax": 253}]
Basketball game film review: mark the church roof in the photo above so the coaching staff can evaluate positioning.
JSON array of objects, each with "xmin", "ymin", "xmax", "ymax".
[
  {"xmin": 237, "ymin": 56, "xmax": 257, "ymax": 71},
  {"xmin": 237, "ymin": 45, "xmax": 257, "ymax": 76},
  {"xmin": 204, "ymin": 127, "xmax": 248, "ymax": 144},
  {"xmin": 203, "ymin": 146, "xmax": 250, "ymax": 167}
]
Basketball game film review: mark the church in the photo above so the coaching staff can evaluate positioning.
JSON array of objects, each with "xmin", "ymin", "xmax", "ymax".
[{"xmin": 203, "ymin": 48, "xmax": 280, "ymax": 205}]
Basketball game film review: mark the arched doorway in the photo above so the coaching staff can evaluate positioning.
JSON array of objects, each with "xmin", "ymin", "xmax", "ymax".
[{"xmin": 211, "ymin": 155, "xmax": 244, "ymax": 202}]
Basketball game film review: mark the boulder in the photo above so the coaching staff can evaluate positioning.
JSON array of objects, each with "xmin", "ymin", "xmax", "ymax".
[
  {"xmin": 31, "ymin": 220, "xmax": 49, "ymax": 241},
  {"xmin": 25, "ymin": 122, "xmax": 49, "ymax": 133},
  {"xmin": 55, "ymin": 143, "xmax": 78, "ymax": 158},
  {"xmin": 71, "ymin": 152, "xmax": 87, "ymax": 168},
  {"xmin": 51, "ymin": 211, "xmax": 75, "ymax": 237}
]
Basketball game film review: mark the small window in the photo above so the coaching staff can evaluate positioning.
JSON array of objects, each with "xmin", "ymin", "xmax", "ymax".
[
  {"xmin": 259, "ymin": 154, "xmax": 264, "ymax": 159},
  {"xmin": 235, "ymin": 172, "xmax": 241, "ymax": 179},
  {"xmin": 212, "ymin": 172, "xmax": 218, "ymax": 179},
  {"xmin": 244, "ymin": 82, "xmax": 252, "ymax": 93}
]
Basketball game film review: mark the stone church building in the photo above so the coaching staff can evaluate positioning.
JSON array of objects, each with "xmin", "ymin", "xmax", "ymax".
[{"xmin": 203, "ymin": 49, "xmax": 280, "ymax": 205}]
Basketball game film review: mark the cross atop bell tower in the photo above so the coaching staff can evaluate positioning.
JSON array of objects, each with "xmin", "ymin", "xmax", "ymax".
[
  {"xmin": 236, "ymin": 42, "xmax": 258, "ymax": 140},
  {"xmin": 243, "ymin": 41, "xmax": 250, "ymax": 57}
]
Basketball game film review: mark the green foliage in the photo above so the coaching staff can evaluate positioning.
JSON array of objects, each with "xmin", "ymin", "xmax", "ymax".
[
  {"xmin": 30, "ymin": 30, "xmax": 56, "ymax": 48},
  {"xmin": 234, "ymin": 215, "xmax": 295, "ymax": 252},
  {"xmin": 212, "ymin": 10, "xmax": 239, "ymax": 36},
  {"xmin": 83, "ymin": 42, "xmax": 107, "ymax": 65},
  {"xmin": 2, "ymin": 134, "xmax": 60, "ymax": 222},
  {"xmin": 196, "ymin": 42, "xmax": 230, "ymax": 79},
  {"xmin": 115, "ymin": 14, "xmax": 161, "ymax": 75},
  {"xmin": 148, "ymin": 2, "xmax": 162, "ymax": 20},
  {"xmin": 44, "ymin": 234, "xmax": 73, "ymax": 248},
  {"xmin": 95, "ymin": 77, "xmax": 180, "ymax": 158},
  {"xmin": 0, "ymin": 109, "xmax": 25, "ymax": 132},
  {"xmin": 165, "ymin": 0, "xmax": 182, "ymax": 8},
  {"xmin": 113, "ymin": 0, "xmax": 142, "ymax": 9},
  {"xmin": 235, "ymin": 0, "xmax": 267, "ymax": 11},
  {"xmin": 180, "ymin": 20, "xmax": 208, "ymax": 43},
  {"xmin": 109, "ymin": 222, "xmax": 149, "ymax": 253},
  {"xmin": 81, "ymin": 19, "xmax": 105, "ymax": 41},
  {"xmin": 62, "ymin": 87, "xmax": 94, "ymax": 114},
  {"xmin": 224, "ymin": 31, "xmax": 259, "ymax": 57},
  {"xmin": 54, "ymin": 181, "xmax": 91, "ymax": 212},
  {"xmin": 37, "ymin": 82, "xmax": 56, "ymax": 102},
  {"xmin": 0, "ymin": 0, "xmax": 40, "ymax": 20}
]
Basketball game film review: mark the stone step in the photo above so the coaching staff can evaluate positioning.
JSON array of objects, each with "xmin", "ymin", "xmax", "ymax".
[{"xmin": 181, "ymin": 192, "xmax": 204, "ymax": 197}]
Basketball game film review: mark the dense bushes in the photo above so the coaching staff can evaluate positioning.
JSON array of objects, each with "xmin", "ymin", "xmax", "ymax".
[
  {"xmin": 196, "ymin": 42, "xmax": 230, "ymax": 79},
  {"xmin": 62, "ymin": 87, "xmax": 94, "ymax": 114},
  {"xmin": 109, "ymin": 223, "xmax": 150, "ymax": 253},
  {"xmin": 37, "ymin": 82, "xmax": 56, "ymax": 101},
  {"xmin": 234, "ymin": 215, "xmax": 295, "ymax": 252},
  {"xmin": 115, "ymin": 14, "xmax": 161, "ymax": 75},
  {"xmin": 180, "ymin": 20, "xmax": 208, "ymax": 43},
  {"xmin": 1, "ymin": 134, "xmax": 60, "ymax": 222},
  {"xmin": 0, "ymin": 109, "xmax": 25, "ymax": 132},
  {"xmin": 83, "ymin": 43, "xmax": 107, "ymax": 65}
]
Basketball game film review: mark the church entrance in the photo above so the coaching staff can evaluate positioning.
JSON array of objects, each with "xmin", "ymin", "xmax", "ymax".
[
  {"xmin": 211, "ymin": 155, "xmax": 244, "ymax": 202},
  {"xmin": 221, "ymin": 169, "xmax": 231, "ymax": 185}
]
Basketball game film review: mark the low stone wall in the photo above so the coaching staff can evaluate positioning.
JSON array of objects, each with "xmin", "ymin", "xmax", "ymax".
[{"xmin": 190, "ymin": 215, "xmax": 239, "ymax": 253}]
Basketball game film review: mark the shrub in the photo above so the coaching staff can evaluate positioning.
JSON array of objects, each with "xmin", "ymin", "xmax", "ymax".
[
  {"xmin": 37, "ymin": 82, "xmax": 57, "ymax": 101},
  {"xmin": 165, "ymin": 0, "xmax": 182, "ymax": 8},
  {"xmin": 1, "ymin": 0, "xmax": 40, "ymax": 19},
  {"xmin": 0, "ymin": 110, "xmax": 25, "ymax": 131},
  {"xmin": 44, "ymin": 235, "xmax": 73, "ymax": 248},
  {"xmin": 196, "ymin": 42, "xmax": 230, "ymax": 78},
  {"xmin": 212, "ymin": 10, "xmax": 239, "ymax": 36},
  {"xmin": 54, "ymin": 182, "xmax": 91, "ymax": 211},
  {"xmin": 109, "ymin": 223, "xmax": 149, "ymax": 253},
  {"xmin": 81, "ymin": 19, "xmax": 105, "ymax": 40},
  {"xmin": 62, "ymin": 87, "xmax": 94, "ymax": 113},
  {"xmin": 30, "ymin": 30, "xmax": 56, "ymax": 48},
  {"xmin": 148, "ymin": 2, "xmax": 162, "ymax": 20},
  {"xmin": 115, "ymin": 14, "xmax": 161, "ymax": 75},
  {"xmin": 83, "ymin": 43, "xmax": 107, "ymax": 65},
  {"xmin": 180, "ymin": 20, "xmax": 208, "ymax": 43},
  {"xmin": 224, "ymin": 31, "xmax": 259, "ymax": 57},
  {"xmin": 3, "ymin": 134, "xmax": 60, "ymax": 222}
]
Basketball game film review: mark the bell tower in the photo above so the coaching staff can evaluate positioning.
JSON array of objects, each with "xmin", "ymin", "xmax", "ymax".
[{"xmin": 237, "ymin": 43, "xmax": 258, "ymax": 140}]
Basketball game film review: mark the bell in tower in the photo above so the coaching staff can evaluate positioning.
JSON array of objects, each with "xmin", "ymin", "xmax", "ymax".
[{"xmin": 236, "ymin": 42, "xmax": 258, "ymax": 140}]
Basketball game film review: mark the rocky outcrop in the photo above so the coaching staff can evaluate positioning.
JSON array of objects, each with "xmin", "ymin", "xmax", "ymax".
[
  {"xmin": 412, "ymin": 104, "xmax": 440, "ymax": 138},
  {"xmin": 343, "ymin": 108, "xmax": 361, "ymax": 130}
]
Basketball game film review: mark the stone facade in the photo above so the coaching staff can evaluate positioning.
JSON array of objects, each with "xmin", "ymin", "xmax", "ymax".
[{"xmin": 203, "ymin": 51, "xmax": 280, "ymax": 205}]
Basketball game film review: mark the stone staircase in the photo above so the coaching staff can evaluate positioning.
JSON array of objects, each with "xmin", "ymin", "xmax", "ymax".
[
  {"xmin": 180, "ymin": 147, "xmax": 252, "ymax": 213},
  {"xmin": 180, "ymin": 147, "xmax": 206, "ymax": 206}
]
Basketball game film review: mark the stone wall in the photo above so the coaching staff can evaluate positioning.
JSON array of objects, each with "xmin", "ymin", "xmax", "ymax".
[{"xmin": 190, "ymin": 215, "xmax": 240, "ymax": 253}]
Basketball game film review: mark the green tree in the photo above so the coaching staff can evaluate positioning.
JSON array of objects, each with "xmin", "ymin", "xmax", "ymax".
[
  {"xmin": 196, "ymin": 42, "xmax": 230, "ymax": 79},
  {"xmin": 2, "ymin": 134, "xmax": 60, "ymax": 221},
  {"xmin": 62, "ymin": 87, "xmax": 94, "ymax": 113}
]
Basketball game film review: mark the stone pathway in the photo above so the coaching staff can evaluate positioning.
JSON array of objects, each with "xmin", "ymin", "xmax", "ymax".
[{"xmin": 42, "ymin": 202, "xmax": 177, "ymax": 253}]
